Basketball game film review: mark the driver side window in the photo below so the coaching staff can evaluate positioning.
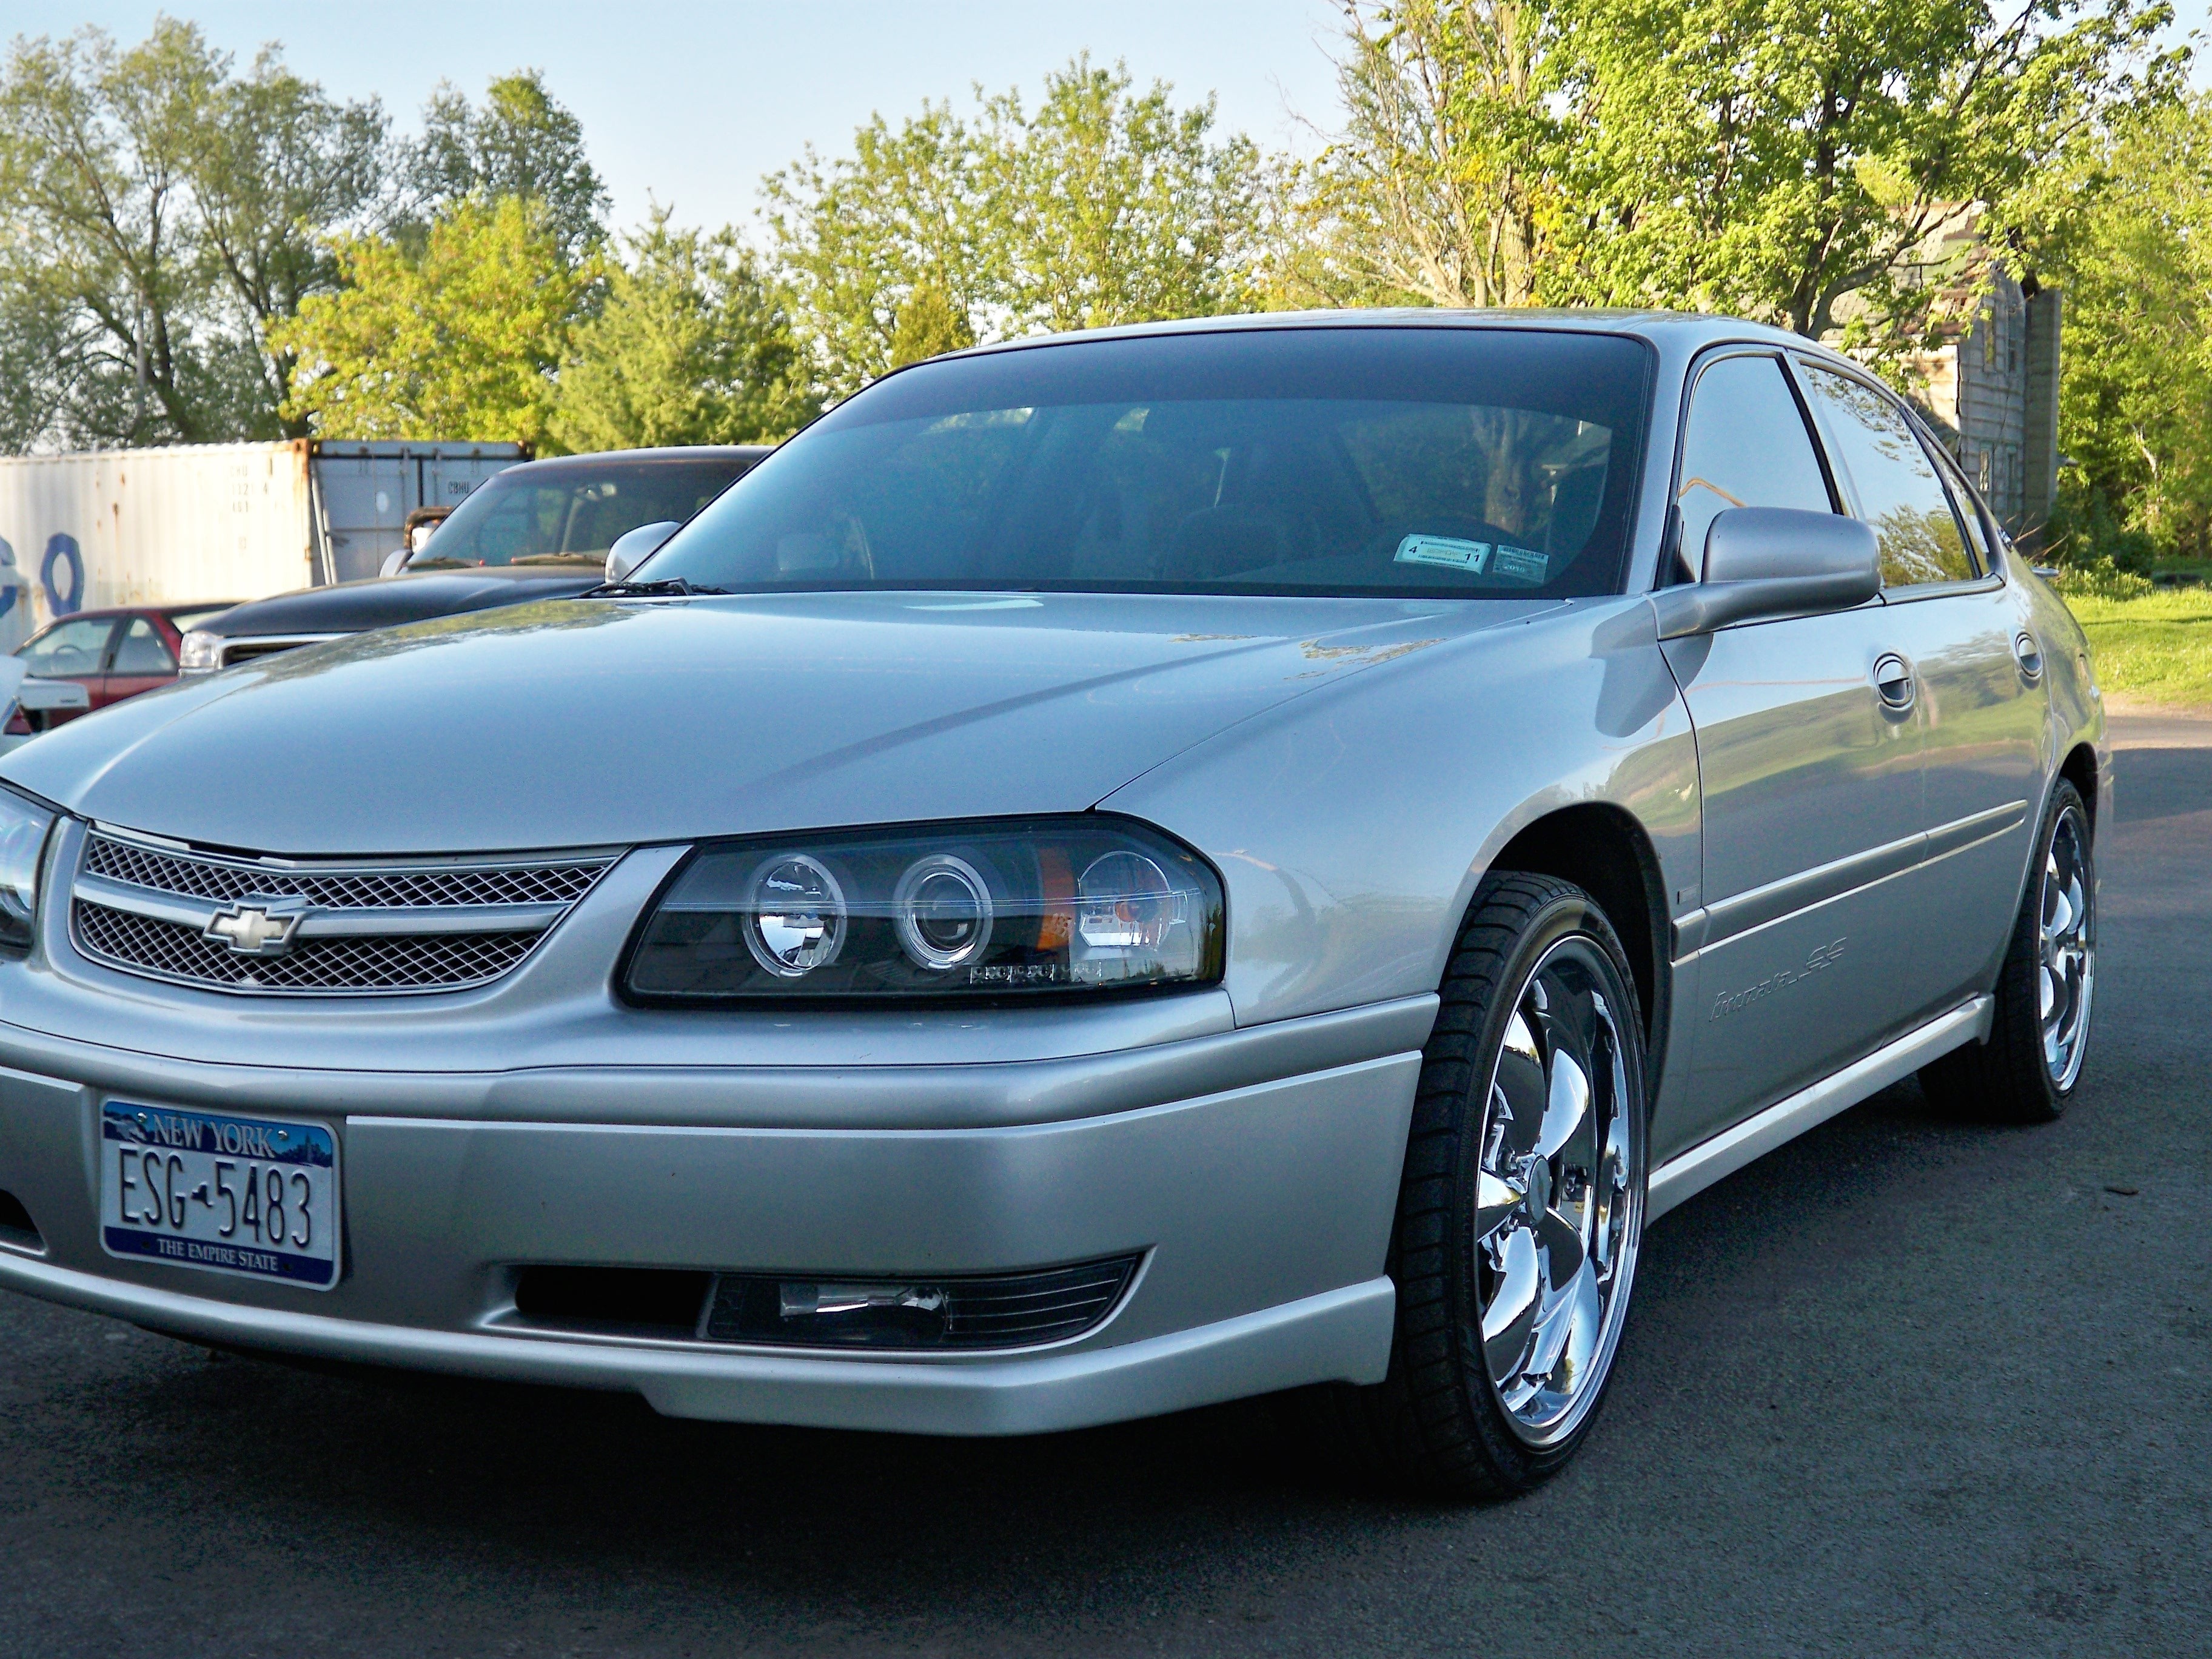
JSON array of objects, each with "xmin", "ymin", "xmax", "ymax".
[{"xmin": 1675, "ymin": 354, "xmax": 1835, "ymax": 577}]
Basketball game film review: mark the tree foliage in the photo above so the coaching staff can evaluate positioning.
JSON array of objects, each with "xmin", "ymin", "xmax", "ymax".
[
  {"xmin": 0, "ymin": 19, "xmax": 385, "ymax": 447},
  {"xmin": 1552, "ymin": 0, "xmax": 2176, "ymax": 343},
  {"xmin": 1286, "ymin": 1, "xmax": 1561, "ymax": 307},
  {"xmin": 551, "ymin": 209, "xmax": 818, "ymax": 451},
  {"xmin": 404, "ymin": 70, "xmax": 608, "ymax": 262},
  {"xmin": 2014, "ymin": 94, "xmax": 2212, "ymax": 561},
  {"xmin": 769, "ymin": 57, "xmax": 1269, "ymax": 395},
  {"xmin": 1299, "ymin": 0, "xmax": 2176, "ymax": 341},
  {"xmin": 272, "ymin": 195, "xmax": 589, "ymax": 446}
]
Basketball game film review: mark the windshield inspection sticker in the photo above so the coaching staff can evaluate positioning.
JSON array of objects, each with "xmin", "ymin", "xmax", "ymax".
[
  {"xmin": 1489, "ymin": 545, "xmax": 1550, "ymax": 584},
  {"xmin": 1395, "ymin": 535, "xmax": 1491, "ymax": 572}
]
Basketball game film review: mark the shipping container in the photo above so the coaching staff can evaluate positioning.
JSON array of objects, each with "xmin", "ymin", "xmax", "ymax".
[{"xmin": 0, "ymin": 440, "xmax": 526, "ymax": 651}]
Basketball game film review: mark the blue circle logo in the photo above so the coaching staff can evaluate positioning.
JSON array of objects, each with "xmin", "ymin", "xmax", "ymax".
[{"xmin": 41, "ymin": 533, "xmax": 83, "ymax": 616}]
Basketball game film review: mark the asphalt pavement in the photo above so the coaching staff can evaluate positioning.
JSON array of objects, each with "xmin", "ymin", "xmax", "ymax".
[{"xmin": 2, "ymin": 712, "xmax": 2205, "ymax": 1658}]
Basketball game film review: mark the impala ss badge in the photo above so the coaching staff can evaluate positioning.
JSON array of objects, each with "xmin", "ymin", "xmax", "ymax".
[{"xmin": 202, "ymin": 904, "xmax": 303, "ymax": 956}]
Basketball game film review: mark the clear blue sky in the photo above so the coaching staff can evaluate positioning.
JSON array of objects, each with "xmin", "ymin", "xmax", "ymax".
[
  {"xmin": 0, "ymin": 1, "xmax": 1349, "ymax": 234},
  {"xmin": 3, "ymin": 1, "xmax": 2203, "ymax": 239}
]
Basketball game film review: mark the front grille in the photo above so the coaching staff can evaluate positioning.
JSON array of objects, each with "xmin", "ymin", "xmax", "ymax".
[
  {"xmin": 72, "ymin": 830, "xmax": 615, "ymax": 996},
  {"xmin": 76, "ymin": 902, "xmax": 540, "ymax": 992},
  {"xmin": 84, "ymin": 835, "xmax": 605, "ymax": 910},
  {"xmin": 219, "ymin": 639, "xmax": 324, "ymax": 668}
]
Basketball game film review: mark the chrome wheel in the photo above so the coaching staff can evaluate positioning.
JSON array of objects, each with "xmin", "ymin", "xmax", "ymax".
[
  {"xmin": 1473, "ymin": 936, "xmax": 1643, "ymax": 1447},
  {"xmin": 2039, "ymin": 804, "xmax": 2094, "ymax": 1091}
]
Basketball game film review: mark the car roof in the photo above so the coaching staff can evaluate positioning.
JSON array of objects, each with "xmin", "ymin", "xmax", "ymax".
[
  {"xmin": 23, "ymin": 603, "xmax": 234, "ymax": 630},
  {"xmin": 932, "ymin": 306, "xmax": 1837, "ymax": 367},
  {"xmin": 501, "ymin": 446, "xmax": 774, "ymax": 476}
]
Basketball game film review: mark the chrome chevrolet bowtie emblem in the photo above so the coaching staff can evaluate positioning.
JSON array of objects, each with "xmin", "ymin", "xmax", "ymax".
[{"xmin": 203, "ymin": 905, "xmax": 301, "ymax": 956}]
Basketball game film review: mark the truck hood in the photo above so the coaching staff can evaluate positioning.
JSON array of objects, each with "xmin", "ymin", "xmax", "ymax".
[
  {"xmin": 2, "ymin": 591, "xmax": 1550, "ymax": 855},
  {"xmin": 203, "ymin": 565, "xmax": 607, "ymax": 637}
]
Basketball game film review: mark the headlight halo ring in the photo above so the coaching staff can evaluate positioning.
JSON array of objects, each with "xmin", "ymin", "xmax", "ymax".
[{"xmin": 891, "ymin": 851, "xmax": 995, "ymax": 971}]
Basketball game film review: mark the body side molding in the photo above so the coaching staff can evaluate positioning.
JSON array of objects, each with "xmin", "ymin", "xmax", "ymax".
[{"xmin": 1646, "ymin": 994, "xmax": 1994, "ymax": 1219}]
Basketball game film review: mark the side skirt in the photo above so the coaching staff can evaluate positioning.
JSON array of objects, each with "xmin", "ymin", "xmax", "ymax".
[{"xmin": 1647, "ymin": 995, "xmax": 1994, "ymax": 1221}]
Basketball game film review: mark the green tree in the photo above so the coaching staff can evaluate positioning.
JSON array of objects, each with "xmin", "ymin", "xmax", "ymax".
[
  {"xmin": 407, "ymin": 70, "xmax": 608, "ymax": 262},
  {"xmin": 183, "ymin": 47, "xmax": 389, "ymax": 432},
  {"xmin": 1307, "ymin": 0, "xmax": 2176, "ymax": 344},
  {"xmin": 552, "ymin": 209, "xmax": 819, "ymax": 451},
  {"xmin": 1546, "ymin": 0, "xmax": 2177, "ymax": 343},
  {"xmin": 0, "ymin": 19, "xmax": 386, "ymax": 448},
  {"xmin": 765, "ymin": 101, "xmax": 991, "ymax": 398},
  {"xmin": 1287, "ymin": 1, "xmax": 1564, "ymax": 308},
  {"xmin": 768, "ymin": 59, "xmax": 1270, "ymax": 394},
  {"xmin": 272, "ymin": 194, "xmax": 589, "ymax": 446},
  {"xmin": 887, "ymin": 281, "xmax": 975, "ymax": 367},
  {"xmin": 981, "ymin": 56, "xmax": 1267, "ymax": 333},
  {"xmin": 2021, "ymin": 94, "xmax": 2212, "ymax": 561}
]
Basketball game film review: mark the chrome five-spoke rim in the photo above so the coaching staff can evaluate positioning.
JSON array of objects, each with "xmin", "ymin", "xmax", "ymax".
[
  {"xmin": 2040, "ymin": 805, "xmax": 2095, "ymax": 1091},
  {"xmin": 1473, "ymin": 936, "xmax": 1643, "ymax": 1447}
]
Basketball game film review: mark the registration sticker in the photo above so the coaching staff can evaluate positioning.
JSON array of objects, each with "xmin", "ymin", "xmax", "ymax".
[
  {"xmin": 1489, "ymin": 545, "xmax": 1550, "ymax": 584},
  {"xmin": 100, "ymin": 1103, "xmax": 340, "ymax": 1289},
  {"xmin": 1394, "ymin": 534, "xmax": 1491, "ymax": 572}
]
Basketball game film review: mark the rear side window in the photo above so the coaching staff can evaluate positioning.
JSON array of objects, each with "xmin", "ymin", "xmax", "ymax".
[
  {"xmin": 1796, "ymin": 366, "xmax": 1975, "ymax": 588},
  {"xmin": 1926, "ymin": 444, "xmax": 1994, "ymax": 572},
  {"xmin": 110, "ymin": 617, "xmax": 176, "ymax": 675},
  {"xmin": 1675, "ymin": 354, "xmax": 1834, "ymax": 573}
]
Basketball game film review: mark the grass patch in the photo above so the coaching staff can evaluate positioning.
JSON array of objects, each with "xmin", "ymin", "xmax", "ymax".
[{"xmin": 2060, "ymin": 585, "xmax": 2212, "ymax": 708}]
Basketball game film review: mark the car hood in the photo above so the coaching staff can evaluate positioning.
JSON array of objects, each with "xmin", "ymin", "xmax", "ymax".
[
  {"xmin": 3, "ymin": 591, "xmax": 1553, "ymax": 855},
  {"xmin": 204, "ymin": 566, "xmax": 607, "ymax": 637}
]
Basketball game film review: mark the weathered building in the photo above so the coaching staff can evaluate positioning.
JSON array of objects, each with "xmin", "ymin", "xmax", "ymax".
[{"xmin": 1897, "ymin": 249, "xmax": 2063, "ymax": 545}]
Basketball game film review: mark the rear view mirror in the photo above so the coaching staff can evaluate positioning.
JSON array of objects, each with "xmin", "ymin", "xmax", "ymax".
[
  {"xmin": 378, "ymin": 549, "xmax": 409, "ymax": 579},
  {"xmin": 605, "ymin": 520, "xmax": 683, "ymax": 585},
  {"xmin": 1650, "ymin": 508, "xmax": 1880, "ymax": 638}
]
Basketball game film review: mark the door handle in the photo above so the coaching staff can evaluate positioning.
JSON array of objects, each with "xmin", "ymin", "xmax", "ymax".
[
  {"xmin": 2013, "ymin": 629, "xmax": 2044, "ymax": 682},
  {"xmin": 1872, "ymin": 652, "xmax": 1915, "ymax": 712}
]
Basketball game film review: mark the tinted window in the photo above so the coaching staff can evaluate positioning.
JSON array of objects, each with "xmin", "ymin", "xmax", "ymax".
[
  {"xmin": 110, "ymin": 617, "xmax": 175, "ymax": 675},
  {"xmin": 410, "ymin": 459, "xmax": 754, "ymax": 569},
  {"xmin": 1675, "ymin": 354, "xmax": 1834, "ymax": 572},
  {"xmin": 18, "ymin": 617, "xmax": 115, "ymax": 677},
  {"xmin": 1926, "ymin": 444, "xmax": 1992, "ymax": 574},
  {"xmin": 1797, "ymin": 366, "xmax": 1974, "ymax": 588},
  {"xmin": 649, "ymin": 329, "xmax": 1652, "ymax": 598}
]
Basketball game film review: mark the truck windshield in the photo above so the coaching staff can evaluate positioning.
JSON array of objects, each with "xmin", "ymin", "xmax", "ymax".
[
  {"xmin": 409, "ymin": 458, "xmax": 753, "ymax": 569},
  {"xmin": 645, "ymin": 328, "xmax": 1652, "ymax": 598}
]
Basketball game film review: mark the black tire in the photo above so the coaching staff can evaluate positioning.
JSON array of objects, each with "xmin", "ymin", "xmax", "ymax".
[
  {"xmin": 1322, "ymin": 872, "xmax": 1649, "ymax": 1499},
  {"xmin": 1918, "ymin": 780, "xmax": 2096, "ymax": 1123}
]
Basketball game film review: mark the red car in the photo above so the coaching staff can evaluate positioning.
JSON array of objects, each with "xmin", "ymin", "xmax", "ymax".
[{"xmin": 7, "ymin": 603, "xmax": 238, "ymax": 736}]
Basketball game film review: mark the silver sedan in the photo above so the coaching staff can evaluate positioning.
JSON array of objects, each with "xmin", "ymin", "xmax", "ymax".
[{"xmin": 0, "ymin": 313, "xmax": 2103, "ymax": 1497}]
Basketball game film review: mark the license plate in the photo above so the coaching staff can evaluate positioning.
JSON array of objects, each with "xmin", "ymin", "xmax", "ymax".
[{"xmin": 100, "ymin": 1102, "xmax": 340, "ymax": 1289}]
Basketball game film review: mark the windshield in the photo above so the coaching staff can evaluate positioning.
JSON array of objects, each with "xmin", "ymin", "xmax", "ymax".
[
  {"xmin": 409, "ymin": 457, "xmax": 755, "ymax": 569},
  {"xmin": 645, "ymin": 328, "xmax": 1651, "ymax": 598}
]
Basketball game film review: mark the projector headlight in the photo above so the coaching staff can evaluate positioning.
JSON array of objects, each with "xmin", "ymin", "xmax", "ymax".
[
  {"xmin": 0, "ymin": 785, "xmax": 56, "ymax": 954},
  {"xmin": 623, "ymin": 817, "xmax": 1224, "ymax": 1002}
]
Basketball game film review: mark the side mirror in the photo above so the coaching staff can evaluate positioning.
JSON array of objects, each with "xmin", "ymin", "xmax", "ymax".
[
  {"xmin": 1650, "ymin": 508, "xmax": 1881, "ymax": 639},
  {"xmin": 378, "ymin": 549, "xmax": 410, "ymax": 578},
  {"xmin": 605, "ymin": 520, "xmax": 683, "ymax": 585}
]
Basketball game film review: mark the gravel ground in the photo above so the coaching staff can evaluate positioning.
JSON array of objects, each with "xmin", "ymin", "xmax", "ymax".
[{"xmin": 2, "ymin": 711, "xmax": 2205, "ymax": 1658}]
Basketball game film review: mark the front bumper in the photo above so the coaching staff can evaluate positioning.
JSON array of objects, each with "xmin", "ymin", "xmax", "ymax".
[{"xmin": 0, "ymin": 998, "xmax": 1429, "ymax": 1435}]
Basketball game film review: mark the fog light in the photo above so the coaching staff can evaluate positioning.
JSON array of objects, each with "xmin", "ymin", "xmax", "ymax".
[
  {"xmin": 769, "ymin": 1278, "xmax": 951, "ymax": 1345},
  {"xmin": 703, "ymin": 1255, "xmax": 1142, "ymax": 1349}
]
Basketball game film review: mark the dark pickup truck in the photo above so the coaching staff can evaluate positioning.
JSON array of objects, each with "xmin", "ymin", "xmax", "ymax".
[{"xmin": 180, "ymin": 446, "xmax": 769, "ymax": 674}]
